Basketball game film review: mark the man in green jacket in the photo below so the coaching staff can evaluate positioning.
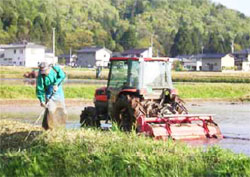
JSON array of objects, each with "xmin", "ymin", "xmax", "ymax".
[{"xmin": 36, "ymin": 62, "xmax": 67, "ymax": 130}]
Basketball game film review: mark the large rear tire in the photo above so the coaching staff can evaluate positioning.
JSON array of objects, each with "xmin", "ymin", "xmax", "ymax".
[{"xmin": 113, "ymin": 94, "xmax": 138, "ymax": 131}]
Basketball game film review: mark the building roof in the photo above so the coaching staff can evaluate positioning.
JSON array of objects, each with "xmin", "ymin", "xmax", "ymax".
[
  {"xmin": 77, "ymin": 47, "xmax": 112, "ymax": 54},
  {"xmin": 201, "ymin": 53, "xmax": 227, "ymax": 59},
  {"xmin": 176, "ymin": 53, "xmax": 234, "ymax": 60},
  {"xmin": 112, "ymin": 52, "xmax": 122, "ymax": 57},
  {"xmin": 0, "ymin": 42, "xmax": 45, "ymax": 49},
  {"xmin": 175, "ymin": 54, "xmax": 194, "ymax": 59},
  {"xmin": 122, "ymin": 48, "xmax": 149, "ymax": 55},
  {"xmin": 59, "ymin": 54, "xmax": 71, "ymax": 59},
  {"xmin": 234, "ymin": 48, "xmax": 250, "ymax": 55}
]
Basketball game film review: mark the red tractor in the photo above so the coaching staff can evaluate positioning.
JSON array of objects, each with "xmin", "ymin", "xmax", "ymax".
[
  {"xmin": 23, "ymin": 69, "xmax": 38, "ymax": 78},
  {"xmin": 80, "ymin": 57, "xmax": 222, "ymax": 140}
]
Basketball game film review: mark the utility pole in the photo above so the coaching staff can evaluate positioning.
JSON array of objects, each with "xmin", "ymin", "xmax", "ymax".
[
  {"xmin": 52, "ymin": 27, "xmax": 56, "ymax": 56},
  {"xmin": 231, "ymin": 39, "xmax": 234, "ymax": 54},
  {"xmin": 151, "ymin": 33, "xmax": 154, "ymax": 57},
  {"xmin": 70, "ymin": 47, "xmax": 72, "ymax": 63}
]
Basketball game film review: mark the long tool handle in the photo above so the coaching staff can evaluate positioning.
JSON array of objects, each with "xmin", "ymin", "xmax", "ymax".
[{"xmin": 24, "ymin": 108, "xmax": 46, "ymax": 141}]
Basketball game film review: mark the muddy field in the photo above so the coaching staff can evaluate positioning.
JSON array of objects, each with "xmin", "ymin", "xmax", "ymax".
[{"xmin": 0, "ymin": 100, "xmax": 249, "ymax": 155}]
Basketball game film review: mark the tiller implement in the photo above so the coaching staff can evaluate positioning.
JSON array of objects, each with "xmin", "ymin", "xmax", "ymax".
[
  {"xmin": 80, "ymin": 57, "xmax": 223, "ymax": 140},
  {"xmin": 137, "ymin": 114, "xmax": 222, "ymax": 140}
]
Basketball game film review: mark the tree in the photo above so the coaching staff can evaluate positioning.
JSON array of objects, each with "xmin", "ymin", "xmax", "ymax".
[
  {"xmin": 171, "ymin": 25, "xmax": 194, "ymax": 57},
  {"xmin": 120, "ymin": 27, "xmax": 137, "ymax": 50}
]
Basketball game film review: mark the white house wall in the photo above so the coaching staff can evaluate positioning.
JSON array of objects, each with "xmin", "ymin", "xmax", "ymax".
[
  {"xmin": 25, "ymin": 48, "xmax": 45, "ymax": 67},
  {"xmin": 95, "ymin": 50, "xmax": 110, "ymax": 67},
  {"xmin": 242, "ymin": 61, "xmax": 250, "ymax": 71},
  {"xmin": 196, "ymin": 60, "xmax": 202, "ymax": 71},
  {"xmin": 4, "ymin": 48, "xmax": 25, "ymax": 66},
  {"xmin": 221, "ymin": 55, "xmax": 234, "ymax": 69}
]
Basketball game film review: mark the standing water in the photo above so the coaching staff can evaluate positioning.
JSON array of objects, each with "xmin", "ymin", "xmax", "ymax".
[
  {"xmin": 186, "ymin": 102, "xmax": 250, "ymax": 155},
  {"xmin": 1, "ymin": 101, "xmax": 249, "ymax": 155}
]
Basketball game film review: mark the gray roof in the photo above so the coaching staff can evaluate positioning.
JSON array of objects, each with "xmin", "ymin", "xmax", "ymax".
[
  {"xmin": 112, "ymin": 52, "xmax": 122, "ymax": 57},
  {"xmin": 77, "ymin": 47, "xmax": 111, "ymax": 53},
  {"xmin": 176, "ymin": 53, "xmax": 225, "ymax": 60},
  {"xmin": 59, "ymin": 54, "xmax": 71, "ymax": 59},
  {"xmin": 234, "ymin": 48, "xmax": 250, "ymax": 55},
  {"xmin": 122, "ymin": 48, "xmax": 148, "ymax": 55},
  {"xmin": 201, "ymin": 53, "xmax": 227, "ymax": 59},
  {"xmin": 0, "ymin": 42, "xmax": 45, "ymax": 49}
]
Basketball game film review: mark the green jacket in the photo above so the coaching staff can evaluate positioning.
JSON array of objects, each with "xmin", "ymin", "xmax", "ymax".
[{"xmin": 36, "ymin": 66, "xmax": 65, "ymax": 103}]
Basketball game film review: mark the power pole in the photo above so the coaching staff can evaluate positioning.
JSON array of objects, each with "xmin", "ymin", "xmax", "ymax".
[
  {"xmin": 151, "ymin": 33, "xmax": 154, "ymax": 57},
  {"xmin": 231, "ymin": 39, "xmax": 234, "ymax": 53},
  {"xmin": 70, "ymin": 47, "xmax": 72, "ymax": 63},
  {"xmin": 52, "ymin": 27, "xmax": 56, "ymax": 56}
]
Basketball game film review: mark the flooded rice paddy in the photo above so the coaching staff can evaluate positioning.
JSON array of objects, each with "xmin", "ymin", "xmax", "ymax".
[{"xmin": 0, "ymin": 100, "xmax": 249, "ymax": 156}]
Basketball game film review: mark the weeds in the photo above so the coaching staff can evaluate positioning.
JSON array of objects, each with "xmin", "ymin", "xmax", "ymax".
[{"xmin": 0, "ymin": 120, "xmax": 249, "ymax": 177}]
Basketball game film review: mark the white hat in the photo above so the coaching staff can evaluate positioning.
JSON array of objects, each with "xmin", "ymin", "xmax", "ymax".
[{"xmin": 39, "ymin": 62, "xmax": 50, "ymax": 74}]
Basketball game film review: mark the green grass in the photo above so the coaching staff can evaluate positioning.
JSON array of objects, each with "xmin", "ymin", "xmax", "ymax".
[
  {"xmin": 0, "ymin": 84, "xmax": 100, "ymax": 100},
  {"xmin": 172, "ymin": 71, "xmax": 250, "ymax": 83},
  {"xmin": 0, "ymin": 120, "xmax": 249, "ymax": 177},
  {"xmin": 175, "ymin": 83, "xmax": 250, "ymax": 100},
  {"xmin": 0, "ymin": 66, "xmax": 31, "ymax": 78},
  {"xmin": 1, "ymin": 83, "xmax": 250, "ymax": 101}
]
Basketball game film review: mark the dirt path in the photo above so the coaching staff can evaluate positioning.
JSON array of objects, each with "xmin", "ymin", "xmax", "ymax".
[
  {"xmin": 0, "ymin": 99, "xmax": 93, "ymax": 106},
  {"xmin": 0, "ymin": 99, "xmax": 93, "ymax": 122}
]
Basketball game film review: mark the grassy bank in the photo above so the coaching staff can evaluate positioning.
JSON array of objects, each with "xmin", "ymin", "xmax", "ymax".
[
  {"xmin": 0, "ymin": 120, "xmax": 249, "ymax": 177},
  {"xmin": 0, "ymin": 66, "xmax": 109, "ymax": 80},
  {"xmin": 175, "ymin": 83, "xmax": 250, "ymax": 100},
  {"xmin": 172, "ymin": 71, "xmax": 250, "ymax": 83},
  {"xmin": 0, "ymin": 84, "xmax": 100, "ymax": 100},
  {"xmin": 1, "ymin": 66, "xmax": 250, "ymax": 83},
  {"xmin": 1, "ymin": 83, "xmax": 250, "ymax": 101}
]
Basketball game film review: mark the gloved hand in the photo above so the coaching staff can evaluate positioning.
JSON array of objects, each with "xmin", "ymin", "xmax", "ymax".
[
  {"xmin": 53, "ymin": 85, "xmax": 58, "ymax": 92},
  {"xmin": 40, "ymin": 102, "xmax": 46, "ymax": 108}
]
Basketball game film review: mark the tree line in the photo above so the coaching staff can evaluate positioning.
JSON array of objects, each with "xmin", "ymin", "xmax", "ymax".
[{"xmin": 0, "ymin": 0, "xmax": 250, "ymax": 57}]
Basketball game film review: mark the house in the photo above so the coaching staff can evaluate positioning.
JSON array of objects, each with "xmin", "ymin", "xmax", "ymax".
[
  {"xmin": 45, "ymin": 50, "xmax": 58, "ymax": 65},
  {"xmin": 201, "ymin": 54, "xmax": 235, "ymax": 71},
  {"xmin": 175, "ymin": 54, "xmax": 202, "ymax": 71},
  {"xmin": 58, "ymin": 54, "xmax": 77, "ymax": 66},
  {"xmin": 0, "ymin": 41, "xmax": 46, "ymax": 67},
  {"xmin": 112, "ymin": 52, "xmax": 122, "ymax": 57},
  {"xmin": 234, "ymin": 48, "xmax": 250, "ymax": 71},
  {"xmin": 76, "ymin": 47, "xmax": 112, "ymax": 67},
  {"xmin": 122, "ymin": 47, "xmax": 153, "ymax": 58}
]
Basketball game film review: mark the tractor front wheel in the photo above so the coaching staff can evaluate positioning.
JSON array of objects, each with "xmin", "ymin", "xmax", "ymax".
[
  {"xmin": 80, "ymin": 106, "xmax": 100, "ymax": 127},
  {"xmin": 113, "ymin": 94, "xmax": 138, "ymax": 131}
]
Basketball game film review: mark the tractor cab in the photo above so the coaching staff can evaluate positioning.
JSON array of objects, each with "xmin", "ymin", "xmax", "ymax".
[
  {"xmin": 107, "ymin": 57, "xmax": 173, "ymax": 102},
  {"xmin": 108, "ymin": 57, "xmax": 173, "ymax": 90}
]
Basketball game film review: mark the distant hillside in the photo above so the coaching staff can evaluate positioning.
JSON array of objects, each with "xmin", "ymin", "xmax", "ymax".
[{"xmin": 0, "ymin": 0, "xmax": 250, "ymax": 56}]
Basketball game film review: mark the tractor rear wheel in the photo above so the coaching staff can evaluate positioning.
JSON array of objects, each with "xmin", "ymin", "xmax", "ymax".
[
  {"xmin": 80, "ymin": 106, "xmax": 100, "ymax": 127},
  {"xmin": 114, "ymin": 94, "xmax": 138, "ymax": 131}
]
